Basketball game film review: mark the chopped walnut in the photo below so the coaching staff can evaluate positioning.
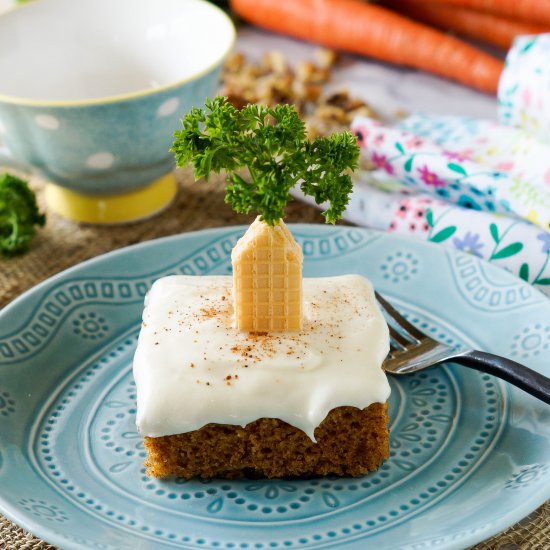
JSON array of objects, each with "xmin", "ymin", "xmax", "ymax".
[
  {"xmin": 261, "ymin": 50, "xmax": 289, "ymax": 75},
  {"xmin": 315, "ymin": 48, "xmax": 339, "ymax": 70},
  {"xmin": 219, "ymin": 49, "xmax": 377, "ymax": 139},
  {"xmin": 296, "ymin": 61, "xmax": 331, "ymax": 84},
  {"xmin": 223, "ymin": 52, "xmax": 246, "ymax": 73},
  {"xmin": 314, "ymin": 105, "xmax": 350, "ymax": 125}
]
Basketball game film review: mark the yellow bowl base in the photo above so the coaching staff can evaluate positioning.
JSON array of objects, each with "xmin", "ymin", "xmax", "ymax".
[{"xmin": 44, "ymin": 174, "xmax": 177, "ymax": 224}]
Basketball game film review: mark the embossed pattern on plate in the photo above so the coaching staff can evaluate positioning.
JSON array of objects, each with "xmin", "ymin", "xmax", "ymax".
[{"xmin": 1, "ymin": 226, "xmax": 549, "ymax": 550}]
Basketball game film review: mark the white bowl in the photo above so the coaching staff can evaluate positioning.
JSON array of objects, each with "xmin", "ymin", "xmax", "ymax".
[
  {"xmin": 0, "ymin": 0, "xmax": 235, "ymax": 224},
  {"xmin": 0, "ymin": 0, "xmax": 235, "ymax": 102}
]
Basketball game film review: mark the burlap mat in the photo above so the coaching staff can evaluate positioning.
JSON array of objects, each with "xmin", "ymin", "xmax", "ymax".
[{"xmin": 0, "ymin": 169, "xmax": 548, "ymax": 549}]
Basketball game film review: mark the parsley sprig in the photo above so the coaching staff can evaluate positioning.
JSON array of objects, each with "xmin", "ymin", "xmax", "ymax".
[
  {"xmin": 0, "ymin": 173, "xmax": 45, "ymax": 257},
  {"xmin": 172, "ymin": 97, "xmax": 359, "ymax": 225}
]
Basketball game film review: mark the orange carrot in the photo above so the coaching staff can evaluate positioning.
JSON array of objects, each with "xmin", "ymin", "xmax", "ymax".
[
  {"xmin": 386, "ymin": 0, "xmax": 547, "ymax": 49},
  {"xmin": 402, "ymin": 0, "xmax": 550, "ymax": 26},
  {"xmin": 230, "ymin": 0, "xmax": 504, "ymax": 94}
]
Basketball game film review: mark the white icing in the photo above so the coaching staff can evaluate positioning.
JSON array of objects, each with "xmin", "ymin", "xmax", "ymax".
[{"xmin": 133, "ymin": 274, "xmax": 390, "ymax": 440}]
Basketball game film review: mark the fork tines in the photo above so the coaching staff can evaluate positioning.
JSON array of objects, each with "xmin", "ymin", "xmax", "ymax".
[{"xmin": 375, "ymin": 291, "xmax": 424, "ymax": 353}]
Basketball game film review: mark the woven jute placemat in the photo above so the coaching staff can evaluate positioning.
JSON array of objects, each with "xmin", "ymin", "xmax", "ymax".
[{"xmin": 0, "ymin": 168, "xmax": 548, "ymax": 549}]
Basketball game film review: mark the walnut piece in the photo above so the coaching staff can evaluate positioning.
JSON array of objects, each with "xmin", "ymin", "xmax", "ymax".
[{"xmin": 219, "ymin": 49, "xmax": 377, "ymax": 137}]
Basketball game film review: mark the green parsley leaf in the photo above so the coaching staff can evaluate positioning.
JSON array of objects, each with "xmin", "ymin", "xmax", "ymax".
[
  {"xmin": 0, "ymin": 173, "xmax": 46, "ymax": 257},
  {"xmin": 171, "ymin": 97, "xmax": 359, "ymax": 225}
]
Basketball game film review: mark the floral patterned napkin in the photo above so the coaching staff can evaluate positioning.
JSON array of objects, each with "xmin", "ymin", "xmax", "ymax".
[
  {"xmin": 351, "ymin": 115, "xmax": 550, "ymax": 231},
  {"xmin": 342, "ymin": 114, "xmax": 550, "ymax": 296}
]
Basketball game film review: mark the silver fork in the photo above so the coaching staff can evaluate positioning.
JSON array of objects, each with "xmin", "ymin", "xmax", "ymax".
[{"xmin": 376, "ymin": 292, "xmax": 550, "ymax": 405}]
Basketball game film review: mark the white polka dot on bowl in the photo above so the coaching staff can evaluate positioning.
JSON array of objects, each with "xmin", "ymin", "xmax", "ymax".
[
  {"xmin": 35, "ymin": 114, "xmax": 60, "ymax": 130},
  {"xmin": 157, "ymin": 98, "xmax": 179, "ymax": 117},
  {"xmin": 86, "ymin": 152, "xmax": 115, "ymax": 170}
]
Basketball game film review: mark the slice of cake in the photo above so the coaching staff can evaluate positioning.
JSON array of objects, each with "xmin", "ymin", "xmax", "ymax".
[{"xmin": 133, "ymin": 220, "xmax": 390, "ymax": 479}]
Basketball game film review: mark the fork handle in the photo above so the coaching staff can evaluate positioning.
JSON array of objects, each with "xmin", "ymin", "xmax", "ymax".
[{"xmin": 454, "ymin": 350, "xmax": 550, "ymax": 405}]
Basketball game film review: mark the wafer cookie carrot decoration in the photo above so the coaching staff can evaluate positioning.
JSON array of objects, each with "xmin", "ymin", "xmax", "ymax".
[
  {"xmin": 172, "ymin": 97, "xmax": 359, "ymax": 332},
  {"xmin": 231, "ymin": 217, "xmax": 303, "ymax": 332}
]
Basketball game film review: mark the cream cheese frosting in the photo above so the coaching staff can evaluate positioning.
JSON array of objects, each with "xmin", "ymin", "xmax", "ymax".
[{"xmin": 133, "ymin": 274, "xmax": 390, "ymax": 440}]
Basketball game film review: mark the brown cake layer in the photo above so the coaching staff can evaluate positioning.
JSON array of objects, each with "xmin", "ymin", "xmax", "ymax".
[{"xmin": 144, "ymin": 402, "xmax": 390, "ymax": 479}]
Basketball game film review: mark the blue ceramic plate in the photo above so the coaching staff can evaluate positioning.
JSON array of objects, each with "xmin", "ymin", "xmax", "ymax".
[{"xmin": 1, "ymin": 225, "xmax": 549, "ymax": 550}]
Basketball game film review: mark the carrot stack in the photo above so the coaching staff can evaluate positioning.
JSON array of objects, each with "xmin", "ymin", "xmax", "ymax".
[
  {"xmin": 400, "ymin": 0, "xmax": 550, "ymax": 26},
  {"xmin": 385, "ymin": 0, "xmax": 547, "ymax": 49},
  {"xmin": 230, "ymin": 0, "xmax": 504, "ymax": 94}
]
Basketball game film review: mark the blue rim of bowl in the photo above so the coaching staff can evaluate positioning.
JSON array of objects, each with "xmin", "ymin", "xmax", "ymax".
[{"xmin": 0, "ymin": 0, "xmax": 236, "ymax": 108}]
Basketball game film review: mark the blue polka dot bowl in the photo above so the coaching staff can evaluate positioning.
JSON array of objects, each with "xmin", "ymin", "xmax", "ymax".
[{"xmin": 0, "ymin": 0, "xmax": 235, "ymax": 223}]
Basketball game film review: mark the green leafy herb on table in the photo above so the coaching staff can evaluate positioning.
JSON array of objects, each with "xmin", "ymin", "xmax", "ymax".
[
  {"xmin": 171, "ymin": 96, "xmax": 359, "ymax": 225},
  {"xmin": 0, "ymin": 173, "xmax": 46, "ymax": 257}
]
